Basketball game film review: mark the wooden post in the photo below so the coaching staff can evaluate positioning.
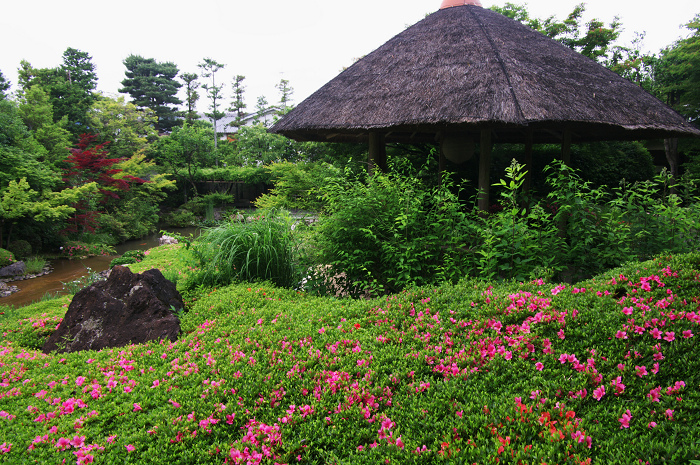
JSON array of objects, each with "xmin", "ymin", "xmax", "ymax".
[
  {"xmin": 561, "ymin": 128, "xmax": 572, "ymax": 166},
  {"xmin": 524, "ymin": 129, "xmax": 533, "ymax": 195},
  {"xmin": 477, "ymin": 128, "xmax": 492, "ymax": 211},
  {"xmin": 439, "ymin": 145, "xmax": 447, "ymax": 182},
  {"xmin": 368, "ymin": 132, "xmax": 387, "ymax": 173}
]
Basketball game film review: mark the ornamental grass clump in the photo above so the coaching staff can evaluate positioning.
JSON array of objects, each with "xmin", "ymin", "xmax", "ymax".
[{"xmin": 185, "ymin": 209, "xmax": 300, "ymax": 290}]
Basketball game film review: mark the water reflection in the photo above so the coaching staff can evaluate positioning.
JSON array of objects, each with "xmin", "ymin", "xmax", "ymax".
[{"xmin": 0, "ymin": 227, "xmax": 200, "ymax": 308}]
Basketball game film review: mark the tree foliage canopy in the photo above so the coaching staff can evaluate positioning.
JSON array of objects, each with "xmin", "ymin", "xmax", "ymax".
[{"xmin": 120, "ymin": 54, "xmax": 183, "ymax": 132}]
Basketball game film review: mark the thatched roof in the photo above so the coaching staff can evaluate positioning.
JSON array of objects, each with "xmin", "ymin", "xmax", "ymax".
[{"xmin": 271, "ymin": 3, "xmax": 700, "ymax": 144}]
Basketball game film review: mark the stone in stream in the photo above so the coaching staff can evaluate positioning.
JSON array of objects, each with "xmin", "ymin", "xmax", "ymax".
[{"xmin": 42, "ymin": 266, "xmax": 183, "ymax": 354}]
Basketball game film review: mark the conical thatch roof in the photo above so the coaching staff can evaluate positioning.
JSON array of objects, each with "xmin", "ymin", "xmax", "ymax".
[{"xmin": 271, "ymin": 3, "xmax": 700, "ymax": 144}]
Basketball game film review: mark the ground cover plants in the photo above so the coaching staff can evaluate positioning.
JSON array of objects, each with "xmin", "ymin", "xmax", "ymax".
[{"xmin": 0, "ymin": 243, "xmax": 698, "ymax": 464}]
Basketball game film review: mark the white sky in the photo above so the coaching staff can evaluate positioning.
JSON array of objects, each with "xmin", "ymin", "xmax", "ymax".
[{"xmin": 1, "ymin": 0, "xmax": 697, "ymax": 111}]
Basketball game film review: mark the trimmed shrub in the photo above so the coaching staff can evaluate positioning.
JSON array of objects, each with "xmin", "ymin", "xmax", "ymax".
[
  {"xmin": 109, "ymin": 250, "xmax": 146, "ymax": 269},
  {"xmin": 7, "ymin": 240, "xmax": 31, "ymax": 260}
]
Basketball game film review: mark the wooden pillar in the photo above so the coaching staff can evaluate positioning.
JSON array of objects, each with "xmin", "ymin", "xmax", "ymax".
[
  {"xmin": 561, "ymin": 128, "xmax": 572, "ymax": 166},
  {"xmin": 477, "ymin": 128, "xmax": 492, "ymax": 212},
  {"xmin": 524, "ymin": 129, "xmax": 533, "ymax": 195},
  {"xmin": 368, "ymin": 132, "xmax": 387, "ymax": 173},
  {"xmin": 438, "ymin": 145, "xmax": 447, "ymax": 182}
]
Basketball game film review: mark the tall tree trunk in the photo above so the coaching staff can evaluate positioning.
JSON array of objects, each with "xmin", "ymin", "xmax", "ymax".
[{"xmin": 664, "ymin": 138, "xmax": 679, "ymax": 196}]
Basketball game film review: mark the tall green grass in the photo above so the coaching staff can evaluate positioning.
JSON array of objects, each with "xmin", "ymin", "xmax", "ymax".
[{"xmin": 185, "ymin": 209, "xmax": 300, "ymax": 290}]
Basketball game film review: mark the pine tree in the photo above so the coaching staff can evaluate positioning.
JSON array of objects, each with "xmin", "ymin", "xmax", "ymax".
[
  {"xmin": 181, "ymin": 72, "xmax": 200, "ymax": 124},
  {"xmin": 120, "ymin": 55, "xmax": 183, "ymax": 132},
  {"xmin": 198, "ymin": 58, "xmax": 225, "ymax": 150},
  {"xmin": 228, "ymin": 75, "xmax": 246, "ymax": 130}
]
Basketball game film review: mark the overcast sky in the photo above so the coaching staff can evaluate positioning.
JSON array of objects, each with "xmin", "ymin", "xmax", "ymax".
[{"xmin": 1, "ymin": 0, "xmax": 697, "ymax": 112}]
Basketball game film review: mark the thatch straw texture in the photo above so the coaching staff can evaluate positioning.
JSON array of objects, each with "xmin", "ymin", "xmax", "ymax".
[{"xmin": 271, "ymin": 5, "xmax": 700, "ymax": 144}]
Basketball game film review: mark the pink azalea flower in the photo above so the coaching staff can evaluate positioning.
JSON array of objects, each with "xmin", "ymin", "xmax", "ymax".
[
  {"xmin": 55, "ymin": 437, "xmax": 71, "ymax": 450},
  {"xmin": 663, "ymin": 332, "xmax": 675, "ymax": 342},
  {"xmin": 618, "ymin": 409, "xmax": 632, "ymax": 429},
  {"xmin": 396, "ymin": 436, "xmax": 405, "ymax": 449},
  {"xmin": 0, "ymin": 443, "xmax": 12, "ymax": 453},
  {"xmin": 648, "ymin": 421, "xmax": 657, "ymax": 428},
  {"xmin": 126, "ymin": 444, "xmax": 135, "ymax": 452},
  {"xmin": 535, "ymin": 362, "xmax": 544, "ymax": 371},
  {"xmin": 615, "ymin": 330, "xmax": 628, "ymax": 339},
  {"xmin": 69, "ymin": 435, "xmax": 85, "ymax": 448},
  {"xmin": 650, "ymin": 328, "xmax": 662, "ymax": 339},
  {"xmin": 682, "ymin": 330, "xmax": 693, "ymax": 338},
  {"xmin": 664, "ymin": 409, "xmax": 674, "ymax": 420},
  {"xmin": 593, "ymin": 386, "xmax": 605, "ymax": 401},
  {"xmin": 133, "ymin": 403, "xmax": 142, "ymax": 412},
  {"xmin": 635, "ymin": 365, "xmax": 648, "ymax": 377}
]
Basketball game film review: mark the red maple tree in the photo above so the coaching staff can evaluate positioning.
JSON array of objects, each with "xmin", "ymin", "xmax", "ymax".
[{"xmin": 62, "ymin": 133, "xmax": 145, "ymax": 234}]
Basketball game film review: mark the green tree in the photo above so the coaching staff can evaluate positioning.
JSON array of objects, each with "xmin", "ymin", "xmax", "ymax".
[
  {"xmin": 276, "ymin": 78, "xmax": 293, "ymax": 115},
  {"xmin": 228, "ymin": 75, "xmax": 246, "ymax": 130},
  {"xmin": 17, "ymin": 85, "xmax": 72, "ymax": 168},
  {"xmin": 16, "ymin": 49, "xmax": 98, "ymax": 138},
  {"xmin": 653, "ymin": 15, "xmax": 700, "ymax": 182},
  {"xmin": 490, "ymin": 3, "xmax": 622, "ymax": 62},
  {"xmin": 87, "ymin": 96, "xmax": 158, "ymax": 159},
  {"xmin": 181, "ymin": 72, "xmax": 200, "ymax": 125},
  {"xmin": 0, "ymin": 99, "xmax": 61, "ymax": 190},
  {"xmin": 197, "ymin": 58, "xmax": 225, "ymax": 149},
  {"xmin": 254, "ymin": 95, "xmax": 270, "ymax": 126},
  {"xmin": 0, "ymin": 70, "xmax": 9, "ymax": 99},
  {"xmin": 0, "ymin": 177, "xmax": 97, "ymax": 247},
  {"xmin": 119, "ymin": 54, "xmax": 183, "ymax": 132},
  {"xmin": 149, "ymin": 123, "xmax": 215, "ymax": 198}
]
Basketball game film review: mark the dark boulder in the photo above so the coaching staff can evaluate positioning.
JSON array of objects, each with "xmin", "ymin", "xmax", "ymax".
[
  {"xmin": 0, "ymin": 261, "xmax": 26, "ymax": 278},
  {"xmin": 43, "ymin": 266, "xmax": 183, "ymax": 354}
]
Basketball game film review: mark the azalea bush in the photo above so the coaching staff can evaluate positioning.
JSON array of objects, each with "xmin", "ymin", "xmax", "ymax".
[
  {"xmin": 0, "ymin": 245, "xmax": 698, "ymax": 464},
  {"xmin": 0, "ymin": 248, "xmax": 14, "ymax": 267}
]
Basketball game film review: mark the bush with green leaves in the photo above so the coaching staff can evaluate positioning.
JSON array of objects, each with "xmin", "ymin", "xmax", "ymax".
[
  {"xmin": 0, "ymin": 248, "xmax": 14, "ymax": 267},
  {"xmin": 7, "ymin": 239, "xmax": 31, "ymax": 260},
  {"xmin": 254, "ymin": 161, "xmax": 342, "ymax": 211},
  {"xmin": 109, "ymin": 250, "xmax": 146, "ymax": 269},
  {"xmin": 183, "ymin": 209, "xmax": 300, "ymax": 290},
  {"xmin": 309, "ymin": 165, "xmax": 482, "ymax": 297}
]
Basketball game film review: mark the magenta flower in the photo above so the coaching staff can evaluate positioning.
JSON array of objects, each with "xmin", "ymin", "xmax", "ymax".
[
  {"xmin": 126, "ymin": 444, "xmax": 135, "ymax": 452},
  {"xmin": 618, "ymin": 409, "xmax": 632, "ymax": 429},
  {"xmin": 55, "ymin": 437, "xmax": 71, "ymax": 450},
  {"xmin": 664, "ymin": 409, "xmax": 675, "ymax": 420},
  {"xmin": 635, "ymin": 365, "xmax": 648, "ymax": 377},
  {"xmin": 648, "ymin": 421, "xmax": 657, "ymax": 428},
  {"xmin": 648, "ymin": 386, "xmax": 661, "ymax": 402},
  {"xmin": 396, "ymin": 436, "xmax": 405, "ymax": 449},
  {"xmin": 535, "ymin": 362, "xmax": 544, "ymax": 371},
  {"xmin": 133, "ymin": 403, "xmax": 142, "ymax": 412},
  {"xmin": 663, "ymin": 332, "xmax": 675, "ymax": 342},
  {"xmin": 593, "ymin": 386, "xmax": 605, "ymax": 401},
  {"xmin": 682, "ymin": 330, "xmax": 693, "ymax": 338}
]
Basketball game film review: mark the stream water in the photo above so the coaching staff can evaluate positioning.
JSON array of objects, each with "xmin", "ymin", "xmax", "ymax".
[{"xmin": 1, "ymin": 228, "xmax": 200, "ymax": 308}]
